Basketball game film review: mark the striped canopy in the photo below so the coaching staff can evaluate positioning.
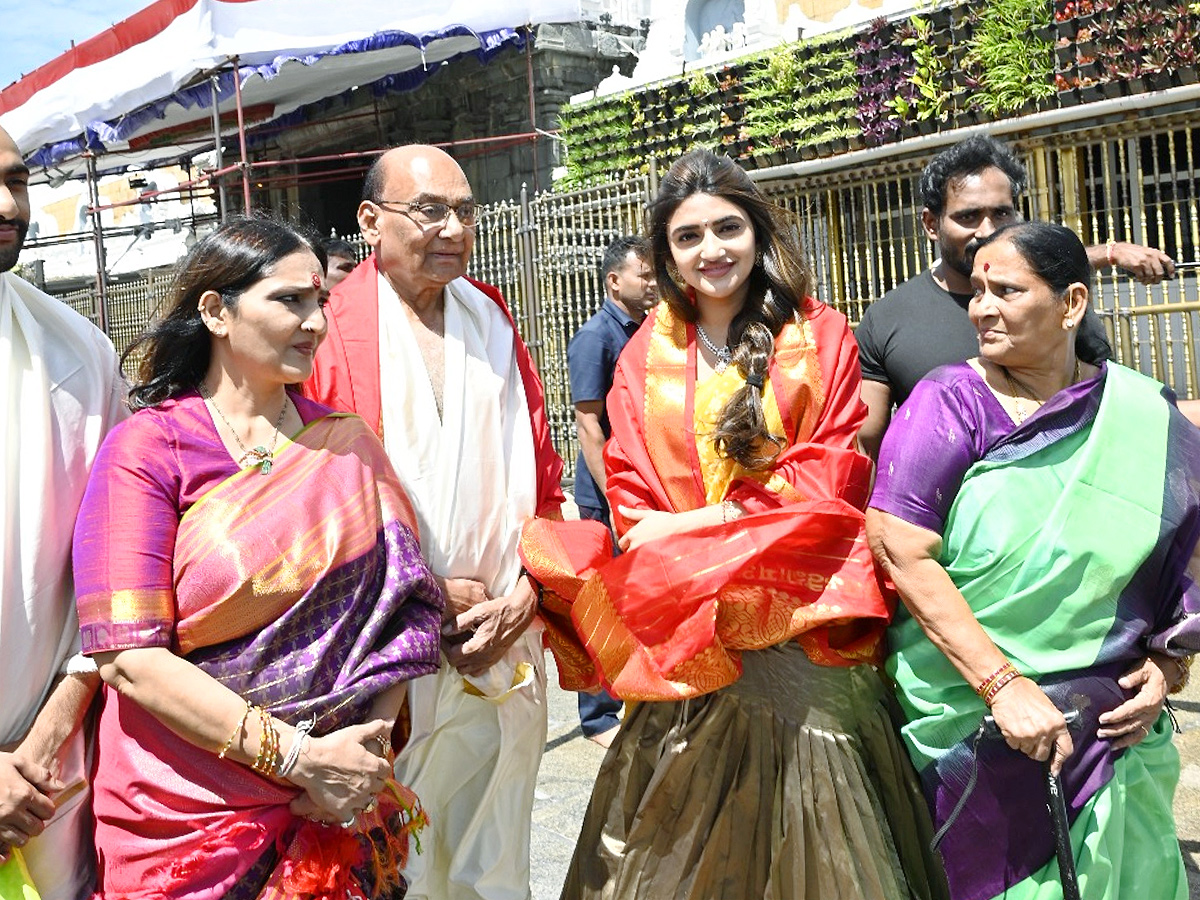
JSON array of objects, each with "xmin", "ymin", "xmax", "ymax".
[{"xmin": 0, "ymin": 0, "xmax": 579, "ymax": 183}]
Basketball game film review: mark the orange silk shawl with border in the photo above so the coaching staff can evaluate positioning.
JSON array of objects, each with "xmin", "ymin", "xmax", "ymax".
[{"xmin": 522, "ymin": 301, "xmax": 892, "ymax": 699}]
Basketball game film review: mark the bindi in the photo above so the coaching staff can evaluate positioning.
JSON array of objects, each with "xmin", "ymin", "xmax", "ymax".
[
  {"xmin": 982, "ymin": 262, "xmax": 990, "ymax": 272},
  {"xmin": 311, "ymin": 273, "xmax": 322, "ymax": 289}
]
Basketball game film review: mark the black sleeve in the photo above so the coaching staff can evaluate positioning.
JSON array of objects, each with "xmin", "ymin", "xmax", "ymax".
[{"xmin": 855, "ymin": 303, "xmax": 889, "ymax": 383}]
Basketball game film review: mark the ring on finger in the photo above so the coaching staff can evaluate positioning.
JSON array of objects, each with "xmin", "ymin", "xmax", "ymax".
[
  {"xmin": 340, "ymin": 816, "xmax": 357, "ymax": 829},
  {"xmin": 363, "ymin": 798, "xmax": 378, "ymax": 814}
]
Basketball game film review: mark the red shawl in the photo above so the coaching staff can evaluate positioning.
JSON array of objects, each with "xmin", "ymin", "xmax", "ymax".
[
  {"xmin": 521, "ymin": 302, "xmax": 892, "ymax": 698},
  {"xmin": 305, "ymin": 255, "xmax": 564, "ymax": 517}
]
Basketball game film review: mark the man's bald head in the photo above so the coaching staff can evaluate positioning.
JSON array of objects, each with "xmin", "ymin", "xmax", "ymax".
[
  {"xmin": 361, "ymin": 145, "xmax": 466, "ymax": 205},
  {"xmin": 0, "ymin": 125, "xmax": 31, "ymax": 273},
  {"xmin": 357, "ymin": 144, "xmax": 476, "ymax": 304}
]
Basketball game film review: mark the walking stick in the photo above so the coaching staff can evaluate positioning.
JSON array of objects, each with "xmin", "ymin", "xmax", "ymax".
[
  {"xmin": 1043, "ymin": 755, "xmax": 1082, "ymax": 900},
  {"xmin": 982, "ymin": 710, "xmax": 1082, "ymax": 899}
]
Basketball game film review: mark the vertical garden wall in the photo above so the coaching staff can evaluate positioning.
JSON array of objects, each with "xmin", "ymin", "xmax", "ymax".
[{"xmin": 556, "ymin": 0, "xmax": 1200, "ymax": 186}]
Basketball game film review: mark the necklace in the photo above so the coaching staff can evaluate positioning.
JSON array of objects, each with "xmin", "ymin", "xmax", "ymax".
[
  {"xmin": 695, "ymin": 323, "xmax": 732, "ymax": 373},
  {"xmin": 999, "ymin": 359, "xmax": 1082, "ymax": 424},
  {"xmin": 200, "ymin": 386, "xmax": 289, "ymax": 475}
]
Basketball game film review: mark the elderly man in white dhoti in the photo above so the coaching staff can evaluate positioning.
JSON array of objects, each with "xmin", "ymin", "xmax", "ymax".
[
  {"xmin": 307, "ymin": 145, "xmax": 564, "ymax": 900},
  {"xmin": 0, "ymin": 124, "xmax": 126, "ymax": 898}
]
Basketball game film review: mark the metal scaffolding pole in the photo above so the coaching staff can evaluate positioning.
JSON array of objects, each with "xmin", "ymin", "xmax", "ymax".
[
  {"xmin": 209, "ymin": 75, "xmax": 229, "ymax": 220},
  {"xmin": 232, "ymin": 56, "xmax": 252, "ymax": 211},
  {"xmin": 84, "ymin": 152, "xmax": 109, "ymax": 332}
]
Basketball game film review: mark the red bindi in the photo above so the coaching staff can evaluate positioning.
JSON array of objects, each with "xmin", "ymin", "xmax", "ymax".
[
  {"xmin": 982, "ymin": 262, "xmax": 990, "ymax": 272},
  {"xmin": 311, "ymin": 273, "xmax": 322, "ymax": 289}
]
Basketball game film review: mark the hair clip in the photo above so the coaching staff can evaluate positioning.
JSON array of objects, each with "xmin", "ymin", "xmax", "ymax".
[{"xmin": 745, "ymin": 373, "xmax": 764, "ymax": 390}]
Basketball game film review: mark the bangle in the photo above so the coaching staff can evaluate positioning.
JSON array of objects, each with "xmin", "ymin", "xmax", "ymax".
[
  {"xmin": 276, "ymin": 717, "xmax": 316, "ymax": 778},
  {"xmin": 975, "ymin": 661, "xmax": 1019, "ymax": 702},
  {"xmin": 218, "ymin": 700, "xmax": 254, "ymax": 759},
  {"xmin": 983, "ymin": 669, "xmax": 1022, "ymax": 706},
  {"xmin": 1106, "ymin": 238, "xmax": 1117, "ymax": 266},
  {"xmin": 252, "ymin": 706, "xmax": 280, "ymax": 775}
]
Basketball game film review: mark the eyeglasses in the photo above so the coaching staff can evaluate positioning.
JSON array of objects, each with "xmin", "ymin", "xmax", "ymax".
[{"xmin": 373, "ymin": 199, "xmax": 478, "ymax": 230}]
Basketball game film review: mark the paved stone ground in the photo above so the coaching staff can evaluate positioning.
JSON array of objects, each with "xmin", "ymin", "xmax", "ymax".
[{"xmin": 530, "ymin": 658, "xmax": 1200, "ymax": 900}]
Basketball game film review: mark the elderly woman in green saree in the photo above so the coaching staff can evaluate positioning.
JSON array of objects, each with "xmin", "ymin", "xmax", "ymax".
[{"xmin": 867, "ymin": 221, "xmax": 1199, "ymax": 900}]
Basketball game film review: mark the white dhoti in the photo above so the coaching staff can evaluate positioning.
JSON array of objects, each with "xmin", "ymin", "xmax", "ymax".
[
  {"xmin": 378, "ymin": 276, "xmax": 545, "ymax": 900},
  {"xmin": 0, "ymin": 272, "xmax": 125, "ymax": 900}
]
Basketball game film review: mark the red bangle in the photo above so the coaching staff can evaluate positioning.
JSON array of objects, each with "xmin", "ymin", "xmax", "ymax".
[
  {"xmin": 983, "ymin": 669, "xmax": 1022, "ymax": 706},
  {"xmin": 975, "ymin": 661, "xmax": 1021, "ymax": 704}
]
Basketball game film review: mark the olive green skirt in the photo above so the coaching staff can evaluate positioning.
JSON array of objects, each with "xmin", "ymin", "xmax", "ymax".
[{"xmin": 562, "ymin": 643, "xmax": 949, "ymax": 900}]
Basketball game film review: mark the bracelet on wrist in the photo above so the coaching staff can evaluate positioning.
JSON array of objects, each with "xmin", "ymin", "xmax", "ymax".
[
  {"xmin": 276, "ymin": 717, "xmax": 316, "ymax": 778},
  {"xmin": 975, "ymin": 661, "xmax": 1021, "ymax": 706},
  {"xmin": 983, "ymin": 669, "xmax": 1022, "ymax": 706},
  {"xmin": 251, "ymin": 706, "xmax": 280, "ymax": 775},
  {"xmin": 218, "ymin": 700, "xmax": 254, "ymax": 760}
]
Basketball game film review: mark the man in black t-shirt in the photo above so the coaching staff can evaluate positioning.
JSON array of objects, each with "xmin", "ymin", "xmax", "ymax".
[{"xmin": 856, "ymin": 134, "xmax": 1176, "ymax": 459}]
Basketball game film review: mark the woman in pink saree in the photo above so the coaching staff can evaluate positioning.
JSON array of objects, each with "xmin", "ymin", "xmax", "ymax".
[{"xmin": 72, "ymin": 218, "xmax": 443, "ymax": 899}]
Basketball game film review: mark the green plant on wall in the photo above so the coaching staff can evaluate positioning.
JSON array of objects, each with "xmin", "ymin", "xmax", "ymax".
[
  {"xmin": 890, "ymin": 13, "xmax": 953, "ymax": 121},
  {"xmin": 967, "ymin": 0, "xmax": 1055, "ymax": 115},
  {"xmin": 742, "ymin": 35, "xmax": 857, "ymax": 141},
  {"xmin": 687, "ymin": 70, "xmax": 715, "ymax": 98}
]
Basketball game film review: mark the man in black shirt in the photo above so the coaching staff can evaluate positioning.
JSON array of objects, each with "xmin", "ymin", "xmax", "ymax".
[{"xmin": 856, "ymin": 134, "xmax": 1176, "ymax": 458}]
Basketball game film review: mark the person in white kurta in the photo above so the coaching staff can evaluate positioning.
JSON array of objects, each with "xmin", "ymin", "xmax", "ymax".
[
  {"xmin": 0, "ymin": 118, "xmax": 126, "ymax": 900},
  {"xmin": 308, "ymin": 145, "xmax": 562, "ymax": 900},
  {"xmin": 380, "ymin": 274, "xmax": 546, "ymax": 900}
]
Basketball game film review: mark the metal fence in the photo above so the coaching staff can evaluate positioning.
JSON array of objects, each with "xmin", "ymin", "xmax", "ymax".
[{"xmin": 58, "ymin": 114, "xmax": 1200, "ymax": 480}]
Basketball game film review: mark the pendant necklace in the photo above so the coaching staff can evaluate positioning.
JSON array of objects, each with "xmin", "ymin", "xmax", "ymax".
[
  {"xmin": 201, "ymin": 386, "xmax": 289, "ymax": 475},
  {"xmin": 999, "ymin": 359, "xmax": 1081, "ymax": 424},
  {"xmin": 695, "ymin": 323, "xmax": 732, "ymax": 373}
]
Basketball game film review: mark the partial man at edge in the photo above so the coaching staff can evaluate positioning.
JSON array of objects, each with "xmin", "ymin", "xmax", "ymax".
[
  {"xmin": 855, "ymin": 133, "xmax": 1192, "ymax": 460},
  {"xmin": 0, "ymin": 123, "xmax": 126, "ymax": 898},
  {"xmin": 306, "ymin": 144, "xmax": 564, "ymax": 900},
  {"xmin": 566, "ymin": 235, "xmax": 656, "ymax": 748},
  {"xmin": 321, "ymin": 237, "xmax": 358, "ymax": 290}
]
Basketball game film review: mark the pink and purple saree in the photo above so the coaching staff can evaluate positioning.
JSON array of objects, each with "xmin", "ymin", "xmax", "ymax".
[{"xmin": 73, "ymin": 393, "xmax": 443, "ymax": 899}]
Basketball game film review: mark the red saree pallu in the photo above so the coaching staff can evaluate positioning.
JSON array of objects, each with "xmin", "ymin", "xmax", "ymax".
[
  {"xmin": 522, "ymin": 303, "xmax": 892, "ymax": 699},
  {"xmin": 75, "ymin": 411, "xmax": 443, "ymax": 900}
]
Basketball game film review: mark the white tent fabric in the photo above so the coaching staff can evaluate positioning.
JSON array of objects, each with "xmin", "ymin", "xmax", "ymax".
[{"xmin": 0, "ymin": 0, "xmax": 580, "ymax": 182}]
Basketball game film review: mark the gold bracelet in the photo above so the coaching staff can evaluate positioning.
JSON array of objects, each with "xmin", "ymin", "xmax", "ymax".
[
  {"xmin": 252, "ymin": 706, "xmax": 280, "ymax": 775},
  {"xmin": 218, "ymin": 700, "xmax": 253, "ymax": 760}
]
